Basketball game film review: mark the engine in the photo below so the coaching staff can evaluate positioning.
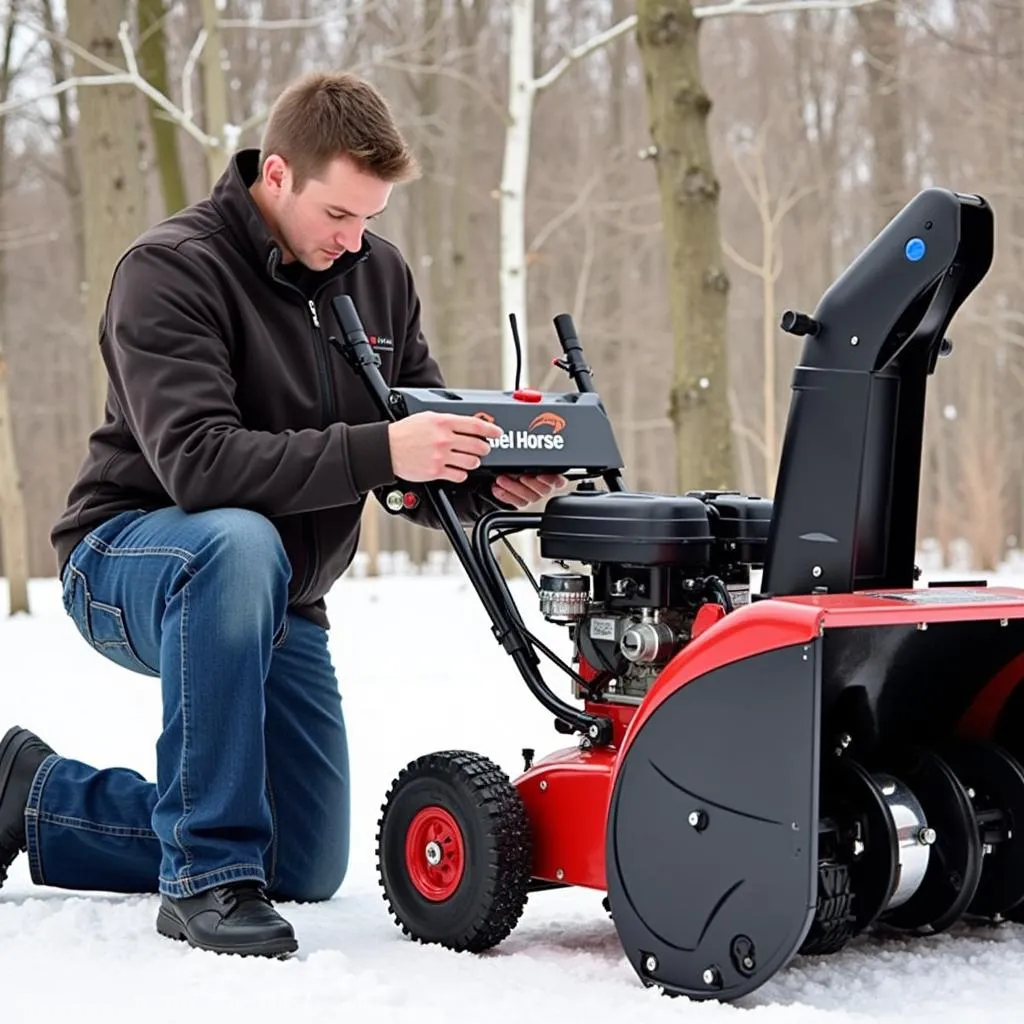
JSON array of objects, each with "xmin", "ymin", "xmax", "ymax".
[{"xmin": 536, "ymin": 487, "xmax": 773, "ymax": 704}]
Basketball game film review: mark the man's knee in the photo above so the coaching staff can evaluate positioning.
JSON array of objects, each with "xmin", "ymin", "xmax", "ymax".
[
  {"xmin": 271, "ymin": 858, "xmax": 348, "ymax": 904},
  {"xmin": 269, "ymin": 828, "xmax": 349, "ymax": 903},
  {"xmin": 189, "ymin": 507, "xmax": 291, "ymax": 586}
]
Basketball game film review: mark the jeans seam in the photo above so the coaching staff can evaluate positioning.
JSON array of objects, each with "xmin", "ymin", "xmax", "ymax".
[
  {"xmin": 23, "ymin": 753, "xmax": 60, "ymax": 885},
  {"xmin": 36, "ymin": 812, "xmax": 159, "ymax": 839},
  {"xmin": 172, "ymin": 580, "xmax": 194, "ymax": 892},
  {"xmin": 82, "ymin": 536, "xmax": 194, "ymax": 563},
  {"xmin": 265, "ymin": 770, "xmax": 279, "ymax": 889},
  {"xmin": 272, "ymin": 616, "xmax": 289, "ymax": 650},
  {"xmin": 159, "ymin": 863, "xmax": 266, "ymax": 897}
]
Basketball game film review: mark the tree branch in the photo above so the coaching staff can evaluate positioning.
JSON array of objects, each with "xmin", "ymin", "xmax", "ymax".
[
  {"xmin": 0, "ymin": 19, "xmax": 218, "ymax": 149},
  {"xmin": 534, "ymin": 15, "xmax": 636, "ymax": 94},
  {"xmin": 531, "ymin": 0, "xmax": 880, "ymax": 96},
  {"xmin": 694, "ymin": 0, "xmax": 882, "ymax": 15}
]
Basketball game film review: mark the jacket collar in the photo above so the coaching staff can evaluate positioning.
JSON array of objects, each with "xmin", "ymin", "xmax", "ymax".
[{"xmin": 210, "ymin": 148, "xmax": 371, "ymax": 284}]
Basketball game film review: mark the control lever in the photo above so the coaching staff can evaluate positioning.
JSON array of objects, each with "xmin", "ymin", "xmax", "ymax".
[
  {"xmin": 550, "ymin": 312, "xmax": 626, "ymax": 493},
  {"xmin": 551, "ymin": 313, "xmax": 596, "ymax": 394},
  {"xmin": 328, "ymin": 295, "xmax": 399, "ymax": 423}
]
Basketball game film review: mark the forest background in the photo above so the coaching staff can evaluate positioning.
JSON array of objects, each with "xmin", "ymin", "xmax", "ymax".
[{"xmin": 0, "ymin": 0, "xmax": 1014, "ymax": 613}]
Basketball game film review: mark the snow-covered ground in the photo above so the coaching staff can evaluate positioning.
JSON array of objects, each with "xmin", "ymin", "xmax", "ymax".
[{"xmin": 7, "ymin": 566, "xmax": 1024, "ymax": 1022}]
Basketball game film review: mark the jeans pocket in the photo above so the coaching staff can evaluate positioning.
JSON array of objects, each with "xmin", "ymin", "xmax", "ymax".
[
  {"xmin": 87, "ymin": 599, "xmax": 157, "ymax": 675},
  {"xmin": 62, "ymin": 560, "xmax": 156, "ymax": 676}
]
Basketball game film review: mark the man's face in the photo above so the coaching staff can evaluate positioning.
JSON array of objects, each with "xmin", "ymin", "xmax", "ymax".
[{"xmin": 262, "ymin": 154, "xmax": 393, "ymax": 271}]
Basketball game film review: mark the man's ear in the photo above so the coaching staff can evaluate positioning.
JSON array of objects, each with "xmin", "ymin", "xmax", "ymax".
[{"xmin": 262, "ymin": 154, "xmax": 289, "ymax": 196}]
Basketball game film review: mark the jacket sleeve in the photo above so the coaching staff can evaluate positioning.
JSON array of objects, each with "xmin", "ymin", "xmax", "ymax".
[
  {"xmin": 101, "ymin": 243, "xmax": 397, "ymax": 516},
  {"xmin": 371, "ymin": 259, "xmax": 508, "ymax": 529}
]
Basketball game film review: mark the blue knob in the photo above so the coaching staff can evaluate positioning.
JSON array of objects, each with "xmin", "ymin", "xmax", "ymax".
[{"xmin": 905, "ymin": 237, "xmax": 926, "ymax": 262}]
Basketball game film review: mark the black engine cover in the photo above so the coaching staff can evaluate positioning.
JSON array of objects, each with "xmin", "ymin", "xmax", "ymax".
[
  {"xmin": 697, "ymin": 492, "xmax": 774, "ymax": 567},
  {"xmin": 539, "ymin": 491, "xmax": 713, "ymax": 568}
]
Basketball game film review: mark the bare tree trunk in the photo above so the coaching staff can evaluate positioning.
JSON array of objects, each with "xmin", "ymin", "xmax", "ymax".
[
  {"xmin": 138, "ymin": 0, "xmax": 189, "ymax": 214},
  {"xmin": 453, "ymin": 0, "xmax": 489, "ymax": 387},
  {"xmin": 199, "ymin": 0, "xmax": 231, "ymax": 188},
  {"xmin": 0, "ymin": 0, "xmax": 29, "ymax": 614},
  {"xmin": 66, "ymin": 0, "xmax": 150, "ymax": 426},
  {"xmin": 40, "ymin": 0, "xmax": 85, "ymax": 307},
  {"xmin": 856, "ymin": 0, "xmax": 904, "ymax": 230},
  {"xmin": 635, "ymin": 0, "xmax": 733, "ymax": 492}
]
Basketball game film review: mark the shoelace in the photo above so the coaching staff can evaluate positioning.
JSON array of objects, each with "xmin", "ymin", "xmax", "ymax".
[{"xmin": 222, "ymin": 882, "xmax": 272, "ymax": 909}]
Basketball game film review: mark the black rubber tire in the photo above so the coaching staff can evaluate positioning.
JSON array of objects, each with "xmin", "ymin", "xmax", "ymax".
[
  {"xmin": 799, "ymin": 862, "xmax": 858, "ymax": 955},
  {"xmin": 376, "ymin": 750, "xmax": 532, "ymax": 953}
]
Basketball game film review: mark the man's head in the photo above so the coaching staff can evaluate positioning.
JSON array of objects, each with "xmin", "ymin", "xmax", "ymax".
[{"xmin": 251, "ymin": 71, "xmax": 419, "ymax": 271}]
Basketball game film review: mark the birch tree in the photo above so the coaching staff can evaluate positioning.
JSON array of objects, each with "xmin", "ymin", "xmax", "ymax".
[
  {"xmin": 0, "ymin": 0, "xmax": 27, "ymax": 614},
  {"xmin": 499, "ymin": 0, "xmax": 636, "ymax": 389}
]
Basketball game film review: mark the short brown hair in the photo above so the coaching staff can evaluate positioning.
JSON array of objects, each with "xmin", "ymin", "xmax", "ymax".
[{"xmin": 259, "ymin": 71, "xmax": 419, "ymax": 189}]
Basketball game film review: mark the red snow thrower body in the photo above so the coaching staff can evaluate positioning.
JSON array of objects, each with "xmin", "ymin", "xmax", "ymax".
[{"xmin": 330, "ymin": 188, "xmax": 1024, "ymax": 1002}]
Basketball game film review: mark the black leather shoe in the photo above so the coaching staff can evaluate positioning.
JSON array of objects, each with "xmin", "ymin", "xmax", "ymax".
[
  {"xmin": 156, "ymin": 881, "xmax": 298, "ymax": 957},
  {"xmin": 0, "ymin": 726, "xmax": 55, "ymax": 889}
]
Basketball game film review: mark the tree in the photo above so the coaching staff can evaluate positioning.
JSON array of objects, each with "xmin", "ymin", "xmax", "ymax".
[
  {"xmin": 0, "ymin": 0, "xmax": 27, "ymax": 614},
  {"xmin": 499, "ymin": 1, "xmax": 637, "ymax": 390},
  {"xmin": 635, "ymin": 0, "xmax": 732, "ymax": 492},
  {"xmin": 633, "ymin": 0, "xmax": 881, "ymax": 492},
  {"xmin": 65, "ymin": 0, "xmax": 150, "ymax": 425},
  {"xmin": 137, "ymin": 0, "xmax": 188, "ymax": 215}
]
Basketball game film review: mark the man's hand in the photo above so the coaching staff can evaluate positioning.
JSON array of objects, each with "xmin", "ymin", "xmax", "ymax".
[
  {"xmin": 388, "ymin": 411, "xmax": 503, "ymax": 483},
  {"xmin": 491, "ymin": 473, "xmax": 567, "ymax": 509}
]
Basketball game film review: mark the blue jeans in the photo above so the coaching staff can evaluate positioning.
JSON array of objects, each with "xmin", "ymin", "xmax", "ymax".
[{"xmin": 27, "ymin": 506, "xmax": 350, "ymax": 901}]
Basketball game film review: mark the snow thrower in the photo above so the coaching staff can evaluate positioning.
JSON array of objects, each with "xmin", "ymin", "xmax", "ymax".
[{"xmin": 328, "ymin": 187, "xmax": 1024, "ymax": 1003}]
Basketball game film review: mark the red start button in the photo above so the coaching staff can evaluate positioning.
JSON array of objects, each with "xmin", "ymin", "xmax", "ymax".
[{"xmin": 512, "ymin": 388, "xmax": 543, "ymax": 402}]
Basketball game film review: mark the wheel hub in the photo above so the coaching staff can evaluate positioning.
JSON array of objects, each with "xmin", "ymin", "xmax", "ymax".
[{"xmin": 404, "ymin": 805, "xmax": 466, "ymax": 902}]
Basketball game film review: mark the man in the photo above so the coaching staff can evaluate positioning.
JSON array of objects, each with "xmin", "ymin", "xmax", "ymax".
[{"xmin": 0, "ymin": 71, "xmax": 563, "ymax": 958}]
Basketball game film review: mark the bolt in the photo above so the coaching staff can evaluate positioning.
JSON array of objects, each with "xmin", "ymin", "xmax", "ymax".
[
  {"xmin": 688, "ymin": 809, "xmax": 708, "ymax": 831},
  {"xmin": 644, "ymin": 954, "xmax": 658, "ymax": 973},
  {"xmin": 851, "ymin": 335, "xmax": 859, "ymax": 345},
  {"xmin": 984, "ymin": 843, "xmax": 994, "ymax": 855},
  {"xmin": 703, "ymin": 967, "xmax": 719, "ymax": 986},
  {"xmin": 425, "ymin": 841, "xmax": 442, "ymax": 866},
  {"xmin": 539, "ymin": 780, "xmax": 548, "ymax": 791},
  {"xmin": 556, "ymin": 868, "xmax": 564, "ymax": 880},
  {"xmin": 812, "ymin": 565, "xmax": 823, "ymax": 578},
  {"xmin": 743, "ymin": 956, "xmax": 755, "ymax": 970},
  {"xmin": 917, "ymin": 826, "xmax": 937, "ymax": 845}
]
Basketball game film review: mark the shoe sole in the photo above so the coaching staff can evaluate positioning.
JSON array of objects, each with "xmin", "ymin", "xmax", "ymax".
[{"xmin": 156, "ymin": 906, "xmax": 299, "ymax": 958}]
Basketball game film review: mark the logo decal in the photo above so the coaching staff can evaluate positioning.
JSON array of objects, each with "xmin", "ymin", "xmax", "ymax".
[
  {"xmin": 368, "ymin": 334, "xmax": 394, "ymax": 351},
  {"xmin": 527, "ymin": 412, "xmax": 566, "ymax": 433},
  {"xmin": 488, "ymin": 408, "xmax": 567, "ymax": 451}
]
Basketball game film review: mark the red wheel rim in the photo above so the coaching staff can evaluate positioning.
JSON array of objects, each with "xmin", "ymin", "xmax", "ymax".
[{"xmin": 405, "ymin": 805, "xmax": 465, "ymax": 901}]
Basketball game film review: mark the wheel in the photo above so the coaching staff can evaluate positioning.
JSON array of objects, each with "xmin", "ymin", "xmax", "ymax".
[
  {"xmin": 376, "ymin": 750, "xmax": 532, "ymax": 952},
  {"xmin": 799, "ymin": 862, "xmax": 858, "ymax": 955}
]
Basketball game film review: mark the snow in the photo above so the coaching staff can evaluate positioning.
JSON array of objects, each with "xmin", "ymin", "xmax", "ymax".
[{"xmin": 6, "ymin": 568, "xmax": 1024, "ymax": 1022}]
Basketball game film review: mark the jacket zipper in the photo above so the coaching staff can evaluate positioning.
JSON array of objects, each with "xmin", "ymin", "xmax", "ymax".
[
  {"xmin": 301, "ymin": 297, "xmax": 334, "ymax": 602},
  {"xmin": 267, "ymin": 249, "xmax": 368, "ymax": 605}
]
